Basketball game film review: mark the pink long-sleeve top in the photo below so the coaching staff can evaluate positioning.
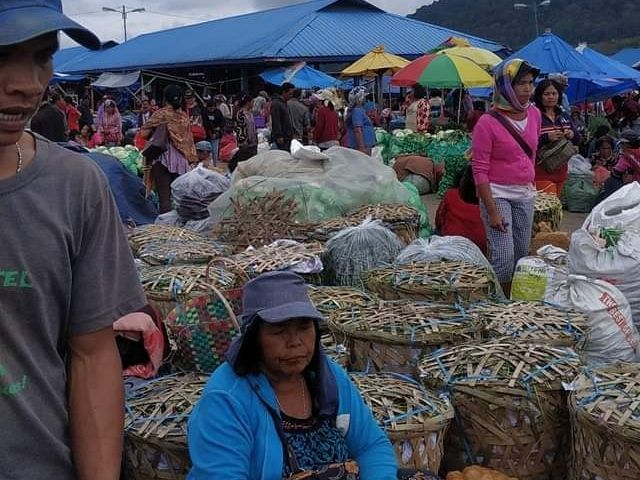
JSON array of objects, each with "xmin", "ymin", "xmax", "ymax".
[{"xmin": 471, "ymin": 105, "xmax": 542, "ymax": 186}]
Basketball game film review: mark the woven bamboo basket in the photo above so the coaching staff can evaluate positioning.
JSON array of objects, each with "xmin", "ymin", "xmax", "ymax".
[
  {"xmin": 351, "ymin": 373, "xmax": 454, "ymax": 473},
  {"xmin": 309, "ymin": 204, "xmax": 421, "ymax": 245},
  {"xmin": 124, "ymin": 373, "xmax": 206, "ymax": 479},
  {"xmin": 320, "ymin": 332, "xmax": 349, "ymax": 367},
  {"xmin": 164, "ymin": 289, "xmax": 241, "ymax": 374},
  {"xmin": 569, "ymin": 363, "xmax": 640, "ymax": 480},
  {"xmin": 128, "ymin": 224, "xmax": 207, "ymax": 255},
  {"xmin": 329, "ymin": 302, "xmax": 479, "ymax": 374},
  {"xmin": 363, "ymin": 262, "xmax": 496, "ymax": 304},
  {"xmin": 138, "ymin": 240, "xmax": 230, "ymax": 266},
  {"xmin": 218, "ymin": 241, "xmax": 325, "ymax": 280},
  {"xmin": 139, "ymin": 264, "xmax": 237, "ymax": 321},
  {"xmin": 210, "ymin": 190, "xmax": 311, "ymax": 252},
  {"xmin": 533, "ymin": 193, "xmax": 563, "ymax": 235},
  {"xmin": 308, "ymin": 286, "xmax": 379, "ymax": 316},
  {"xmin": 419, "ymin": 339, "xmax": 583, "ymax": 480},
  {"xmin": 468, "ymin": 301, "xmax": 588, "ymax": 349}
]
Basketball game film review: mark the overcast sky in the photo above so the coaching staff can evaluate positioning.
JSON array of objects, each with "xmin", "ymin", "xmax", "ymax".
[{"xmin": 60, "ymin": 0, "xmax": 434, "ymax": 47}]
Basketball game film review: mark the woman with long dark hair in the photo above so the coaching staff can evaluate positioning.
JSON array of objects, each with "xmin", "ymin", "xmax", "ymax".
[{"xmin": 533, "ymin": 79, "xmax": 581, "ymax": 195}]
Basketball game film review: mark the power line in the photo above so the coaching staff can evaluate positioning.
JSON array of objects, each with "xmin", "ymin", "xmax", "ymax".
[
  {"xmin": 144, "ymin": 9, "xmax": 210, "ymax": 21},
  {"xmin": 66, "ymin": 10, "xmax": 104, "ymax": 16}
]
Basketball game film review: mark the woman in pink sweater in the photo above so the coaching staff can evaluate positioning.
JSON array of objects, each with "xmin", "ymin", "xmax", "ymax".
[{"xmin": 471, "ymin": 59, "xmax": 542, "ymax": 295}]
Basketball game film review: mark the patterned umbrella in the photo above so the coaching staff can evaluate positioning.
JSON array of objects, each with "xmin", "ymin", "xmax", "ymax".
[
  {"xmin": 391, "ymin": 53, "xmax": 493, "ymax": 88},
  {"xmin": 439, "ymin": 46, "xmax": 502, "ymax": 70}
]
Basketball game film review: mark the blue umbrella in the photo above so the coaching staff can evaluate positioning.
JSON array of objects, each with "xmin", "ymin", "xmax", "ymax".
[
  {"xmin": 260, "ymin": 64, "xmax": 342, "ymax": 89},
  {"xmin": 577, "ymin": 45, "xmax": 640, "ymax": 84}
]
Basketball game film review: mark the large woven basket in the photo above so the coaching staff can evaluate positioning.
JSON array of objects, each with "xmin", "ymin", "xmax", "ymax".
[
  {"xmin": 329, "ymin": 302, "xmax": 479, "ymax": 374},
  {"xmin": 468, "ymin": 301, "xmax": 588, "ymax": 350},
  {"xmin": 363, "ymin": 261, "xmax": 496, "ymax": 304},
  {"xmin": 351, "ymin": 373, "xmax": 454, "ymax": 473},
  {"xmin": 309, "ymin": 204, "xmax": 421, "ymax": 245},
  {"xmin": 128, "ymin": 224, "xmax": 207, "ymax": 255},
  {"xmin": 124, "ymin": 373, "xmax": 206, "ymax": 479},
  {"xmin": 139, "ymin": 264, "xmax": 237, "ymax": 321},
  {"xmin": 164, "ymin": 289, "xmax": 241, "ymax": 374},
  {"xmin": 320, "ymin": 332, "xmax": 349, "ymax": 367},
  {"xmin": 569, "ymin": 363, "xmax": 640, "ymax": 480},
  {"xmin": 218, "ymin": 241, "xmax": 325, "ymax": 281},
  {"xmin": 138, "ymin": 240, "xmax": 229, "ymax": 266},
  {"xmin": 534, "ymin": 193, "xmax": 563, "ymax": 235},
  {"xmin": 308, "ymin": 286, "xmax": 379, "ymax": 317},
  {"xmin": 419, "ymin": 339, "xmax": 583, "ymax": 480}
]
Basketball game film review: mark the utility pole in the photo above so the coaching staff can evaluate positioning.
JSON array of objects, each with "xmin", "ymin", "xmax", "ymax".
[
  {"xmin": 513, "ymin": 0, "xmax": 551, "ymax": 37},
  {"xmin": 102, "ymin": 5, "xmax": 146, "ymax": 42}
]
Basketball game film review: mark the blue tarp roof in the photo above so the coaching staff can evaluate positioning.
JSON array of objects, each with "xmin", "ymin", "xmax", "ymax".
[
  {"xmin": 59, "ymin": 0, "xmax": 505, "ymax": 74},
  {"xmin": 611, "ymin": 48, "xmax": 640, "ymax": 68},
  {"xmin": 54, "ymin": 41, "xmax": 119, "ymax": 74},
  {"xmin": 260, "ymin": 64, "xmax": 341, "ymax": 88}
]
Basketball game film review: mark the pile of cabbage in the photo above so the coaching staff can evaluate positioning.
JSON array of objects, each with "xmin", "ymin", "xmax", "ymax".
[{"xmin": 91, "ymin": 145, "xmax": 143, "ymax": 175}]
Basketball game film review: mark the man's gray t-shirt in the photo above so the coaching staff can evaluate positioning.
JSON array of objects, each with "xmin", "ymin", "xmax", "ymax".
[{"xmin": 0, "ymin": 135, "xmax": 146, "ymax": 479}]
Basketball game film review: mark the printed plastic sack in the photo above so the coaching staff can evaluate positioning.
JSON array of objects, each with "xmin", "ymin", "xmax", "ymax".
[
  {"xmin": 511, "ymin": 256, "xmax": 569, "ymax": 305},
  {"xmin": 569, "ymin": 228, "xmax": 640, "ymax": 328},
  {"xmin": 567, "ymin": 274, "xmax": 640, "ymax": 364},
  {"xmin": 583, "ymin": 181, "xmax": 640, "ymax": 231}
]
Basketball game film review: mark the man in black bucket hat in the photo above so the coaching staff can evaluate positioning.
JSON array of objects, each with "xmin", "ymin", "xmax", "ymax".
[{"xmin": 0, "ymin": 2, "xmax": 146, "ymax": 479}]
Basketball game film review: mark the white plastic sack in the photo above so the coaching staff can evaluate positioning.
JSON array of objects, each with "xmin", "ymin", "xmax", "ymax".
[
  {"xmin": 290, "ymin": 139, "xmax": 329, "ymax": 161},
  {"xmin": 536, "ymin": 245, "xmax": 568, "ymax": 266},
  {"xmin": 396, "ymin": 235, "xmax": 492, "ymax": 271},
  {"xmin": 511, "ymin": 256, "xmax": 569, "ymax": 306},
  {"xmin": 569, "ymin": 228, "xmax": 640, "ymax": 328},
  {"xmin": 155, "ymin": 210, "xmax": 183, "ymax": 227},
  {"xmin": 583, "ymin": 182, "xmax": 640, "ymax": 231},
  {"xmin": 567, "ymin": 274, "xmax": 640, "ymax": 364},
  {"xmin": 171, "ymin": 165, "xmax": 230, "ymax": 202},
  {"xmin": 568, "ymin": 154, "xmax": 594, "ymax": 176}
]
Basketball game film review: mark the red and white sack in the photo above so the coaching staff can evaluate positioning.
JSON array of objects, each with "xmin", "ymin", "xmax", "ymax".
[{"xmin": 567, "ymin": 274, "xmax": 640, "ymax": 365}]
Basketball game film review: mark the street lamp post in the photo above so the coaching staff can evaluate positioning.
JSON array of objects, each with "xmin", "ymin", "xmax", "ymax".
[
  {"xmin": 514, "ymin": 0, "xmax": 551, "ymax": 37},
  {"xmin": 102, "ymin": 5, "xmax": 146, "ymax": 41}
]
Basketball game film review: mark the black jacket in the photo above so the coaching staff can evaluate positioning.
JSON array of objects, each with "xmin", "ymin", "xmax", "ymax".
[{"xmin": 270, "ymin": 94, "xmax": 292, "ymax": 141}]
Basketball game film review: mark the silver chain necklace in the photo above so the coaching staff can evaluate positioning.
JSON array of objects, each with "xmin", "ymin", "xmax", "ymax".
[
  {"xmin": 276, "ymin": 376, "xmax": 308, "ymax": 418},
  {"xmin": 15, "ymin": 142, "xmax": 23, "ymax": 174}
]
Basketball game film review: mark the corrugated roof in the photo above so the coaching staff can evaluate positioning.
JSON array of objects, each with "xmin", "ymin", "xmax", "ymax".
[
  {"xmin": 61, "ymin": 0, "xmax": 504, "ymax": 74},
  {"xmin": 611, "ymin": 48, "xmax": 640, "ymax": 68}
]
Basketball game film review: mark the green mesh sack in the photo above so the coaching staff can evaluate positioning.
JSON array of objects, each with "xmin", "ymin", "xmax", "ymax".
[
  {"xmin": 402, "ymin": 181, "xmax": 433, "ymax": 238},
  {"xmin": 436, "ymin": 154, "xmax": 470, "ymax": 197},
  {"xmin": 561, "ymin": 174, "xmax": 601, "ymax": 213}
]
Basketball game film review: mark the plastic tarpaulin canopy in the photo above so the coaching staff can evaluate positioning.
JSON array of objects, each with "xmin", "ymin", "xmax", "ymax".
[
  {"xmin": 91, "ymin": 71, "xmax": 141, "ymax": 88},
  {"xmin": 577, "ymin": 46, "xmax": 640, "ymax": 83},
  {"xmin": 566, "ymin": 73, "xmax": 638, "ymax": 104},
  {"xmin": 259, "ymin": 64, "xmax": 341, "ymax": 88},
  {"xmin": 503, "ymin": 33, "xmax": 607, "ymax": 76}
]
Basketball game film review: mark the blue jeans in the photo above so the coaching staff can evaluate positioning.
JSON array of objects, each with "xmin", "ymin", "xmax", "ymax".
[{"xmin": 210, "ymin": 139, "xmax": 219, "ymax": 165}]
